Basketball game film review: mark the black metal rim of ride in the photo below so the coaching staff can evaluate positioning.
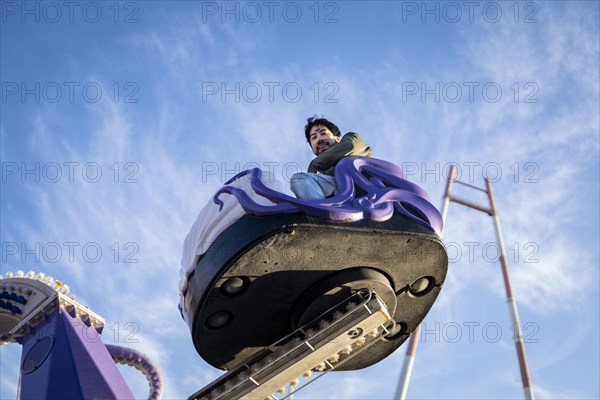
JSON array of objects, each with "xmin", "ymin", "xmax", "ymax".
[{"xmin": 184, "ymin": 211, "xmax": 447, "ymax": 371}]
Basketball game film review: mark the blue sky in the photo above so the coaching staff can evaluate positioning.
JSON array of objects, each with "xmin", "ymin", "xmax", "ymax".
[{"xmin": 1, "ymin": 1, "xmax": 599, "ymax": 399}]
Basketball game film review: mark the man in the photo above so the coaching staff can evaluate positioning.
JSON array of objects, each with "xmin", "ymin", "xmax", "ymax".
[{"xmin": 290, "ymin": 116, "xmax": 373, "ymax": 200}]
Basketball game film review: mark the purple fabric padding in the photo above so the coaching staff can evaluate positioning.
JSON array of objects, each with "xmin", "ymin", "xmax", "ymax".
[{"xmin": 213, "ymin": 157, "xmax": 443, "ymax": 236}]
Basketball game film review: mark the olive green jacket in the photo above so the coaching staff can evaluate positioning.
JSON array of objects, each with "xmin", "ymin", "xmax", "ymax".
[{"xmin": 307, "ymin": 132, "xmax": 373, "ymax": 176}]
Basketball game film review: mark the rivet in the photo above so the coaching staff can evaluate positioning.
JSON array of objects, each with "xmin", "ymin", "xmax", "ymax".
[{"xmin": 347, "ymin": 328, "xmax": 363, "ymax": 339}]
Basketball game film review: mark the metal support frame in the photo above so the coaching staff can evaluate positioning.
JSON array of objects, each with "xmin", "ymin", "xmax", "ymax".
[{"xmin": 396, "ymin": 165, "xmax": 534, "ymax": 400}]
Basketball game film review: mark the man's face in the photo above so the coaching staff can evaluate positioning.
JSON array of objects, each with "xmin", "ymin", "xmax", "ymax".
[{"xmin": 309, "ymin": 125, "xmax": 341, "ymax": 155}]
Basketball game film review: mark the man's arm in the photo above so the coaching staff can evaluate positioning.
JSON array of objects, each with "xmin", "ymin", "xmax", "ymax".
[{"xmin": 308, "ymin": 132, "xmax": 373, "ymax": 174}]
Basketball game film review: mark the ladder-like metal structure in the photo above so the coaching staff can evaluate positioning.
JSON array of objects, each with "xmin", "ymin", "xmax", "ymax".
[{"xmin": 396, "ymin": 165, "xmax": 534, "ymax": 400}]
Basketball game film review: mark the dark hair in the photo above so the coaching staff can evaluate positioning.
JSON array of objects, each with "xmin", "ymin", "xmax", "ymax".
[{"xmin": 304, "ymin": 116, "xmax": 341, "ymax": 143}]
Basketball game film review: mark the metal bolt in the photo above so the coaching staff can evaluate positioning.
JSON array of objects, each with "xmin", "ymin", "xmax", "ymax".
[
  {"xmin": 205, "ymin": 311, "xmax": 232, "ymax": 329},
  {"xmin": 410, "ymin": 277, "xmax": 433, "ymax": 295},
  {"xmin": 221, "ymin": 277, "xmax": 246, "ymax": 296}
]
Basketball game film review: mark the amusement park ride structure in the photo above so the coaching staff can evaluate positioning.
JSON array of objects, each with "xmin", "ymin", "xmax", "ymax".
[
  {"xmin": 396, "ymin": 165, "xmax": 534, "ymax": 400},
  {"xmin": 0, "ymin": 271, "xmax": 162, "ymax": 399},
  {"xmin": 0, "ymin": 158, "xmax": 532, "ymax": 399}
]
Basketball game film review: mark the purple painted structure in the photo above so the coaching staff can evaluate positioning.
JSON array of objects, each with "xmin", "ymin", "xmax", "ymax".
[
  {"xmin": 1, "ymin": 273, "xmax": 163, "ymax": 399},
  {"xmin": 214, "ymin": 157, "xmax": 443, "ymax": 235},
  {"xmin": 16, "ymin": 307, "xmax": 134, "ymax": 400}
]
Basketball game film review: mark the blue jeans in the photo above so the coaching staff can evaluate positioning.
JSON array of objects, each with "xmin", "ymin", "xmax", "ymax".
[{"xmin": 290, "ymin": 172, "xmax": 337, "ymax": 200}]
